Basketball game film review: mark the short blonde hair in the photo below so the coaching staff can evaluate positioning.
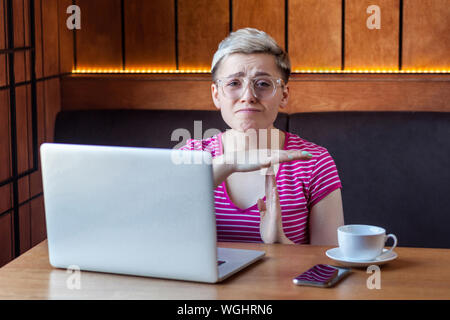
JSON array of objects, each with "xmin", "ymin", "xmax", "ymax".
[{"xmin": 211, "ymin": 28, "xmax": 291, "ymax": 83}]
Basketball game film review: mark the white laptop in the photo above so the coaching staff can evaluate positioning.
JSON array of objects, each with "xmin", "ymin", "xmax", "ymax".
[{"xmin": 40, "ymin": 143, "xmax": 265, "ymax": 283}]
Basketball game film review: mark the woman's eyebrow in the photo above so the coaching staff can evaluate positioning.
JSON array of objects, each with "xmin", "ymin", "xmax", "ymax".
[
  {"xmin": 225, "ymin": 71, "xmax": 272, "ymax": 78},
  {"xmin": 226, "ymin": 72, "xmax": 245, "ymax": 78}
]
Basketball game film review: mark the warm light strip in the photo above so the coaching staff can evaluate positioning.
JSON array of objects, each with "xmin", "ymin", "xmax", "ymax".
[
  {"xmin": 72, "ymin": 68, "xmax": 211, "ymax": 74},
  {"xmin": 293, "ymin": 69, "xmax": 450, "ymax": 74},
  {"xmin": 72, "ymin": 68, "xmax": 450, "ymax": 74}
]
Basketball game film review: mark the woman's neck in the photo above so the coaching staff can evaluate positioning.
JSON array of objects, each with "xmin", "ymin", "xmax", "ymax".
[{"xmin": 222, "ymin": 127, "xmax": 285, "ymax": 153}]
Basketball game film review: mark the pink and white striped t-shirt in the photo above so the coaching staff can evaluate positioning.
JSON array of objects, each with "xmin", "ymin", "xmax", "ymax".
[{"xmin": 179, "ymin": 130, "xmax": 342, "ymax": 244}]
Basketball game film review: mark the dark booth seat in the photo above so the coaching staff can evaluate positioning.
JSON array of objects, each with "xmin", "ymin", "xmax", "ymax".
[
  {"xmin": 54, "ymin": 109, "xmax": 288, "ymax": 149},
  {"xmin": 54, "ymin": 109, "xmax": 450, "ymax": 248},
  {"xmin": 288, "ymin": 112, "xmax": 450, "ymax": 249}
]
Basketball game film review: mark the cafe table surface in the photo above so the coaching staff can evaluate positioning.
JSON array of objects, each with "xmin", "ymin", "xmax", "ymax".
[{"xmin": 0, "ymin": 240, "xmax": 449, "ymax": 300}]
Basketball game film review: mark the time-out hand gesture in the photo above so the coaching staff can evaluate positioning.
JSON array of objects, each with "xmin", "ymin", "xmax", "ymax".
[
  {"xmin": 257, "ymin": 166, "xmax": 294, "ymax": 244},
  {"xmin": 212, "ymin": 149, "xmax": 313, "ymax": 189}
]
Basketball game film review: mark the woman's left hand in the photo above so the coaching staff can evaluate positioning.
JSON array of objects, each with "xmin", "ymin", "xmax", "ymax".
[{"xmin": 257, "ymin": 166, "xmax": 294, "ymax": 244}]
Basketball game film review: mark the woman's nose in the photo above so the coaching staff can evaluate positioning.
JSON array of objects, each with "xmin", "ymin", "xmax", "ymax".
[{"xmin": 240, "ymin": 82, "xmax": 257, "ymax": 103}]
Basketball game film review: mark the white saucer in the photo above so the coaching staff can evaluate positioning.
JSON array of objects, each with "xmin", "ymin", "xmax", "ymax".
[{"xmin": 325, "ymin": 247, "xmax": 398, "ymax": 267}]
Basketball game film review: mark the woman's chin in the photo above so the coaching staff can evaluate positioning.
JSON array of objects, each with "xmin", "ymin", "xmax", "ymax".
[{"xmin": 238, "ymin": 120, "xmax": 258, "ymax": 132}]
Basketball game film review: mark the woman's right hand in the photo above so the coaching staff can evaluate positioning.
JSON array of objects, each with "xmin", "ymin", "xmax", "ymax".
[
  {"xmin": 232, "ymin": 149, "xmax": 312, "ymax": 172},
  {"xmin": 222, "ymin": 149, "xmax": 312, "ymax": 172},
  {"xmin": 212, "ymin": 149, "xmax": 313, "ymax": 188}
]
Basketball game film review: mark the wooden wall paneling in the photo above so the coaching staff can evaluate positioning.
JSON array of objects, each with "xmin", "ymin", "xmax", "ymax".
[
  {"xmin": 44, "ymin": 78, "xmax": 61, "ymax": 142},
  {"xmin": 23, "ymin": 0, "xmax": 29, "ymax": 47},
  {"xmin": 30, "ymin": 196, "xmax": 46, "ymax": 246},
  {"xmin": 0, "ymin": 0, "xmax": 5, "ymax": 49},
  {"xmin": 34, "ymin": 0, "xmax": 43, "ymax": 79},
  {"xmin": 58, "ymin": 0, "xmax": 74, "ymax": 74},
  {"xmin": 18, "ymin": 202, "xmax": 30, "ymax": 254},
  {"xmin": 41, "ymin": 0, "xmax": 59, "ymax": 77},
  {"xmin": 14, "ymin": 51, "xmax": 25, "ymax": 83},
  {"xmin": 61, "ymin": 75, "xmax": 215, "ymax": 110},
  {"xmin": 26, "ymin": 83, "xmax": 32, "ymax": 170},
  {"xmin": 29, "ymin": 81, "xmax": 44, "ymax": 197},
  {"xmin": 0, "ymin": 89, "xmax": 11, "ymax": 214},
  {"xmin": 0, "ymin": 0, "xmax": 6, "ymax": 87},
  {"xmin": 402, "ymin": 0, "xmax": 450, "ymax": 70},
  {"xmin": 24, "ymin": 48, "xmax": 31, "ymax": 82},
  {"xmin": 289, "ymin": 0, "xmax": 342, "ymax": 71},
  {"xmin": 124, "ymin": 0, "xmax": 175, "ymax": 70},
  {"xmin": 23, "ymin": 0, "xmax": 30, "ymax": 82},
  {"xmin": 15, "ymin": 84, "xmax": 30, "ymax": 204},
  {"xmin": 178, "ymin": 0, "xmax": 229, "ymax": 70},
  {"xmin": 12, "ymin": 0, "xmax": 24, "ymax": 47},
  {"xmin": 75, "ymin": 0, "xmax": 122, "ymax": 69},
  {"xmin": 20, "ymin": 0, "xmax": 30, "ymax": 82},
  {"xmin": 0, "ymin": 213, "xmax": 13, "ymax": 267},
  {"xmin": 232, "ymin": 0, "xmax": 285, "ymax": 49},
  {"xmin": 287, "ymin": 75, "xmax": 450, "ymax": 112},
  {"xmin": 345, "ymin": 0, "xmax": 399, "ymax": 70},
  {"xmin": 0, "ymin": 54, "xmax": 6, "ymax": 87},
  {"xmin": 12, "ymin": 0, "xmax": 25, "ymax": 83},
  {"xmin": 0, "ymin": 184, "xmax": 12, "ymax": 215},
  {"xmin": 61, "ymin": 74, "xmax": 450, "ymax": 112}
]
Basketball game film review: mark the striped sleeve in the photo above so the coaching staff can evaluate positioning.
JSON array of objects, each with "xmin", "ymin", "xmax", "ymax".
[
  {"xmin": 178, "ymin": 138, "xmax": 196, "ymax": 151},
  {"xmin": 178, "ymin": 137, "xmax": 218, "ymax": 157},
  {"xmin": 307, "ymin": 149, "xmax": 342, "ymax": 209}
]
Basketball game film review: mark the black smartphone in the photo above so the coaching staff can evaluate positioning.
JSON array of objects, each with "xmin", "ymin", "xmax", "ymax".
[{"xmin": 292, "ymin": 264, "xmax": 351, "ymax": 288}]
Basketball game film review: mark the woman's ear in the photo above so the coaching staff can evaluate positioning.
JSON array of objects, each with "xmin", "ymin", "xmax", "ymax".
[
  {"xmin": 211, "ymin": 83, "xmax": 221, "ymax": 110},
  {"xmin": 279, "ymin": 84, "xmax": 289, "ymax": 109}
]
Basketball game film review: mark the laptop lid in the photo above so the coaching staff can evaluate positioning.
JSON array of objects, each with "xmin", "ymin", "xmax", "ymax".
[{"xmin": 40, "ymin": 143, "xmax": 220, "ymax": 283}]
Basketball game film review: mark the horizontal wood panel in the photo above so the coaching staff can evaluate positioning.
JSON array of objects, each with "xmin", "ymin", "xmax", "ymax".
[
  {"xmin": 345, "ymin": 0, "xmax": 399, "ymax": 70},
  {"xmin": 61, "ymin": 75, "xmax": 215, "ymax": 110},
  {"xmin": 124, "ymin": 0, "xmax": 175, "ymax": 69},
  {"xmin": 286, "ymin": 77, "xmax": 450, "ymax": 112},
  {"xmin": 403, "ymin": 0, "xmax": 450, "ymax": 70},
  {"xmin": 61, "ymin": 74, "xmax": 450, "ymax": 112},
  {"xmin": 233, "ymin": 0, "xmax": 285, "ymax": 49},
  {"xmin": 178, "ymin": 0, "xmax": 229, "ymax": 70},
  {"xmin": 289, "ymin": 0, "xmax": 342, "ymax": 70}
]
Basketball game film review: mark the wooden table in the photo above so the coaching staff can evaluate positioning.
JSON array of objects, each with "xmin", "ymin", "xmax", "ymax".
[{"xmin": 0, "ymin": 240, "xmax": 449, "ymax": 300}]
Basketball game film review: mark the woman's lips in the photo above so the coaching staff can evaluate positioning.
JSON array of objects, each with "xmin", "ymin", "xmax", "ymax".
[{"xmin": 236, "ymin": 108, "xmax": 261, "ymax": 113}]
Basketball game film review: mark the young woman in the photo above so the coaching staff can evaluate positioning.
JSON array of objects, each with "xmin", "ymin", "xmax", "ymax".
[{"xmin": 180, "ymin": 28, "xmax": 344, "ymax": 245}]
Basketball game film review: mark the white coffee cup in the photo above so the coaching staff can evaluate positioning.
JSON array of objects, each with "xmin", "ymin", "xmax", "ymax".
[{"xmin": 337, "ymin": 225, "xmax": 398, "ymax": 261}]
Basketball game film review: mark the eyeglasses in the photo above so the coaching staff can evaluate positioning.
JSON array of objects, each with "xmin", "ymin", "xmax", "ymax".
[{"xmin": 215, "ymin": 76, "xmax": 284, "ymax": 100}]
